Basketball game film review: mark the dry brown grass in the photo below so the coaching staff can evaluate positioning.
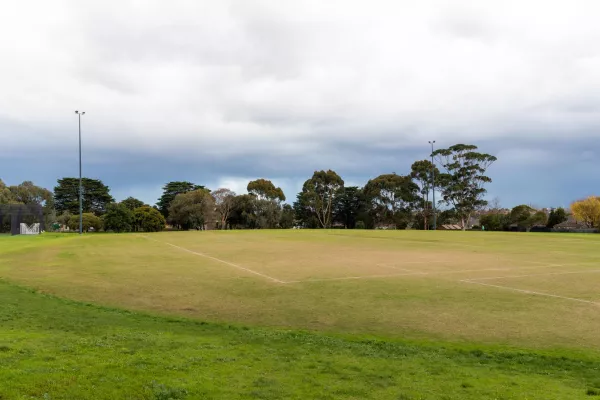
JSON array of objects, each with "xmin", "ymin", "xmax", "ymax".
[{"xmin": 2, "ymin": 230, "xmax": 600, "ymax": 351}]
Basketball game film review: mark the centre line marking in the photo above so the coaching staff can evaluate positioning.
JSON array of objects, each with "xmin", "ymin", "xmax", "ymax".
[
  {"xmin": 376, "ymin": 264, "xmax": 415, "ymax": 272},
  {"xmin": 138, "ymin": 235, "xmax": 285, "ymax": 284},
  {"xmin": 465, "ymin": 269, "xmax": 600, "ymax": 282},
  {"xmin": 461, "ymin": 280, "xmax": 600, "ymax": 306},
  {"xmin": 285, "ymin": 267, "xmax": 511, "ymax": 284},
  {"xmin": 285, "ymin": 272, "xmax": 420, "ymax": 284}
]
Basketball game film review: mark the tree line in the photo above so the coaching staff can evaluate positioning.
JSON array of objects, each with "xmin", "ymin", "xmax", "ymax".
[
  {"xmin": 1, "ymin": 144, "xmax": 505, "ymax": 233},
  {"xmin": 479, "ymin": 205, "xmax": 567, "ymax": 232},
  {"xmin": 7, "ymin": 143, "xmax": 596, "ymax": 233}
]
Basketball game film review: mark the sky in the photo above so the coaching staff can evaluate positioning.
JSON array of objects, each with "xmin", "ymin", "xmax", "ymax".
[{"xmin": 1, "ymin": 0, "xmax": 599, "ymax": 208}]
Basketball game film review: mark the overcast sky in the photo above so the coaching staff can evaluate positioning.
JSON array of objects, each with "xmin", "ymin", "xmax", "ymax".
[{"xmin": 1, "ymin": 0, "xmax": 599, "ymax": 208}]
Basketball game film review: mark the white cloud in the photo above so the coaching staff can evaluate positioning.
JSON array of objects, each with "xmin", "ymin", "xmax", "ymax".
[
  {"xmin": 2, "ymin": 0, "xmax": 600, "ymax": 155},
  {"xmin": 214, "ymin": 177, "xmax": 251, "ymax": 196},
  {"xmin": 1, "ymin": 0, "xmax": 600, "ymax": 206}
]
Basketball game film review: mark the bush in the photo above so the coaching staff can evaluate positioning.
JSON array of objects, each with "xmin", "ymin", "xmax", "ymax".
[
  {"xmin": 355, "ymin": 221, "xmax": 366, "ymax": 229},
  {"xmin": 103, "ymin": 203, "xmax": 134, "ymax": 233},
  {"xmin": 134, "ymin": 206, "xmax": 166, "ymax": 232},
  {"xmin": 480, "ymin": 213, "xmax": 509, "ymax": 231},
  {"xmin": 67, "ymin": 213, "xmax": 102, "ymax": 232}
]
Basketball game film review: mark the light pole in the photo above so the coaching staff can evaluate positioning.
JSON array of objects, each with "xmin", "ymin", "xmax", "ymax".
[
  {"xmin": 75, "ymin": 111, "xmax": 85, "ymax": 235},
  {"xmin": 428, "ymin": 140, "xmax": 436, "ymax": 231}
]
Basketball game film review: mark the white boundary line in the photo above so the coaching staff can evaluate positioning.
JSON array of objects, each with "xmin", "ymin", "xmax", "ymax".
[
  {"xmin": 376, "ymin": 264, "xmax": 415, "ymax": 272},
  {"xmin": 137, "ymin": 235, "xmax": 285, "ymax": 284},
  {"xmin": 461, "ymin": 280, "xmax": 600, "ymax": 306},
  {"xmin": 285, "ymin": 267, "xmax": 513, "ymax": 284},
  {"xmin": 464, "ymin": 269, "xmax": 600, "ymax": 282},
  {"xmin": 284, "ymin": 264, "xmax": 600, "ymax": 285},
  {"xmin": 284, "ymin": 272, "xmax": 419, "ymax": 284}
]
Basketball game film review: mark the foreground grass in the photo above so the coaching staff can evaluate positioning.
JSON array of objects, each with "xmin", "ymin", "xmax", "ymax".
[{"xmin": 1, "ymin": 281, "xmax": 600, "ymax": 399}]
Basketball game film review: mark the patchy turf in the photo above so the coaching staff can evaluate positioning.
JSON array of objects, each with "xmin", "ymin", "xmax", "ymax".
[
  {"xmin": 1, "ymin": 231, "xmax": 599, "ymax": 350},
  {"xmin": 1, "ymin": 280, "xmax": 600, "ymax": 399}
]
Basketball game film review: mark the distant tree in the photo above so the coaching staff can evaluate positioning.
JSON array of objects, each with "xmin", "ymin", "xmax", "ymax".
[
  {"xmin": 120, "ymin": 197, "xmax": 145, "ymax": 211},
  {"xmin": 363, "ymin": 173, "xmax": 419, "ymax": 229},
  {"xmin": 0, "ymin": 179, "xmax": 15, "ymax": 204},
  {"xmin": 54, "ymin": 178, "xmax": 114, "ymax": 215},
  {"xmin": 247, "ymin": 179, "xmax": 285, "ymax": 202},
  {"xmin": 487, "ymin": 197, "xmax": 502, "ymax": 211},
  {"xmin": 479, "ymin": 213, "xmax": 509, "ymax": 231},
  {"xmin": 133, "ymin": 206, "xmax": 165, "ymax": 232},
  {"xmin": 293, "ymin": 190, "xmax": 319, "ymax": 228},
  {"xmin": 547, "ymin": 207, "xmax": 568, "ymax": 228},
  {"xmin": 412, "ymin": 201, "xmax": 433, "ymax": 230},
  {"xmin": 8, "ymin": 181, "xmax": 53, "ymax": 206},
  {"xmin": 68, "ymin": 213, "xmax": 102, "ymax": 232},
  {"xmin": 157, "ymin": 181, "xmax": 205, "ymax": 218},
  {"xmin": 570, "ymin": 197, "xmax": 600, "ymax": 228},
  {"xmin": 299, "ymin": 170, "xmax": 344, "ymax": 228},
  {"xmin": 410, "ymin": 160, "xmax": 439, "ymax": 230},
  {"xmin": 168, "ymin": 188, "xmax": 216, "ymax": 230},
  {"xmin": 228, "ymin": 194, "xmax": 258, "ymax": 229},
  {"xmin": 526, "ymin": 211, "xmax": 548, "ymax": 230},
  {"xmin": 508, "ymin": 205, "xmax": 547, "ymax": 231},
  {"xmin": 213, "ymin": 188, "xmax": 236, "ymax": 229},
  {"xmin": 432, "ymin": 144, "xmax": 497, "ymax": 230},
  {"xmin": 103, "ymin": 203, "xmax": 134, "ymax": 233},
  {"xmin": 8, "ymin": 180, "xmax": 55, "ymax": 227},
  {"xmin": 279, "ymin": 204, "xmax": 295, "ymax": 229},
  {"xmin": 254, "ymin": 199, "xmax": 282, "ymax": 229},
  {"xmin": 437, "ymin": 209, "xmax": 459, "ymax": 227},
  {"xmin": 333, "ymin": 186, "xmax": 366, "ymax": 229},
  {"xmin": 510, "ymin": 205, "xmax": 535, "ymax": 228}
]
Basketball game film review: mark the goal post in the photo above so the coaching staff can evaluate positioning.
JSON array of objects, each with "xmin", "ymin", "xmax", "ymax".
[{"xmin": 20, "ymin": 223, "xmax": 41, "ymax": 235}]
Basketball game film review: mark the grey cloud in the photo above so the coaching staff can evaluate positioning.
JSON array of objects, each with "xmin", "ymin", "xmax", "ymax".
[{"xmin": 1, "ymin": 0, "xmax": 600, "ymax": 208}]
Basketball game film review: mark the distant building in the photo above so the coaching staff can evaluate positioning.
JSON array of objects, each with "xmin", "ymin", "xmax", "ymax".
[{"xmin": 553, "ymin": 218, "xmax": 588, "ymax": 231}]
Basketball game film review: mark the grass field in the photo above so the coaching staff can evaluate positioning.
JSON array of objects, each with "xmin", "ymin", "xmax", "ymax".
[{"xmin": 1, "ymin": 230, "xmax": 600, "ymax": 398}]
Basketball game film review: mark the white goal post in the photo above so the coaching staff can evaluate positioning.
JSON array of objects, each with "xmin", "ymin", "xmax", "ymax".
[{"xmin": 20, "ymin": 223, "xmax": 40, "ymax": 235}]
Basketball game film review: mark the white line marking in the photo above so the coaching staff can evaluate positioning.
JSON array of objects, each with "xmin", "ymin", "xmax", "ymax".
[
  {"xmin": 285, "ymin": 267, "xmax": 511, "ymax": 284},
  {"xmin": 461, "ymin": 280, "xmax": 600, "ymax": 306},
  {"xmin": 433, "ymin": 267, "xmax": 509, "ymax": 274},
  {"xmin": 285, "ymin": 272, "xmax": 418, "ymax": 284},
  {"xmin": 376, "ymin": 264, "xmax": 415, "ymax": 272},
  {"xmin": 138, "ymin": 235, "xmax": 285, "ymax": 284},
  {"xmin": 400, "ymin": 260, "xmax": 449, "ymax": 264},
  {"xmin": 521, "ymin": 260, "xmax": 567, "ymax": 267},
  {"xmin": 466, "ymin": 269, "xmax": 600, "ymax": 282}
]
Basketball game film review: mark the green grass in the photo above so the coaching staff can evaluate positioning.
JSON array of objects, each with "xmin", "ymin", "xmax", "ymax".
[
  {"xmin": 2, "ymin": 279, "xmax": 600, "ymax": 399},
  {"xmin": 1, "ymin": 231, "xmax": 600, "ymax": 398},
  {"xmin": 1, "ymin": 231, "xmax": 600, "ymax": 349}
]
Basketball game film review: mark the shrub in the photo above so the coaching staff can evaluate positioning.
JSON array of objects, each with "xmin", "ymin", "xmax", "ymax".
[
  {"xmin": 67, "ymin": 213, "xmax": 102, "ymax": 232},
  {"xmin": 480, "ymin": 213, "xmax": 509, "ymax": 231},
  {"xmin": 134, "ymin": 206, "xmax": 166, "ymax": 232},
  {"xmin": 103, "ymin": 203, "xmax": 134, "ymax": 233}
]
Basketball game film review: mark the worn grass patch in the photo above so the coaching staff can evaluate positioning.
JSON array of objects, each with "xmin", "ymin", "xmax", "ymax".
[{"xmin": 1, "ymin": 231, "xmax": 600, "ymax": 350}]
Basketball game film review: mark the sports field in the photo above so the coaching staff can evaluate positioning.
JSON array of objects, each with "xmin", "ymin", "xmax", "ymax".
[{"xmin": 1, "ymin": 231, "xmax": 600, "ymax": 398}]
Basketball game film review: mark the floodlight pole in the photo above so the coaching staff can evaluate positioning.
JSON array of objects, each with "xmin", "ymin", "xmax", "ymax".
[
  {"xmin": 429, "ymin": 141, "xmax": 437, "ymax": 231},
  {"xmin": 75, "ymin": 111, "xmax": 85, "ymax": 235}
]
